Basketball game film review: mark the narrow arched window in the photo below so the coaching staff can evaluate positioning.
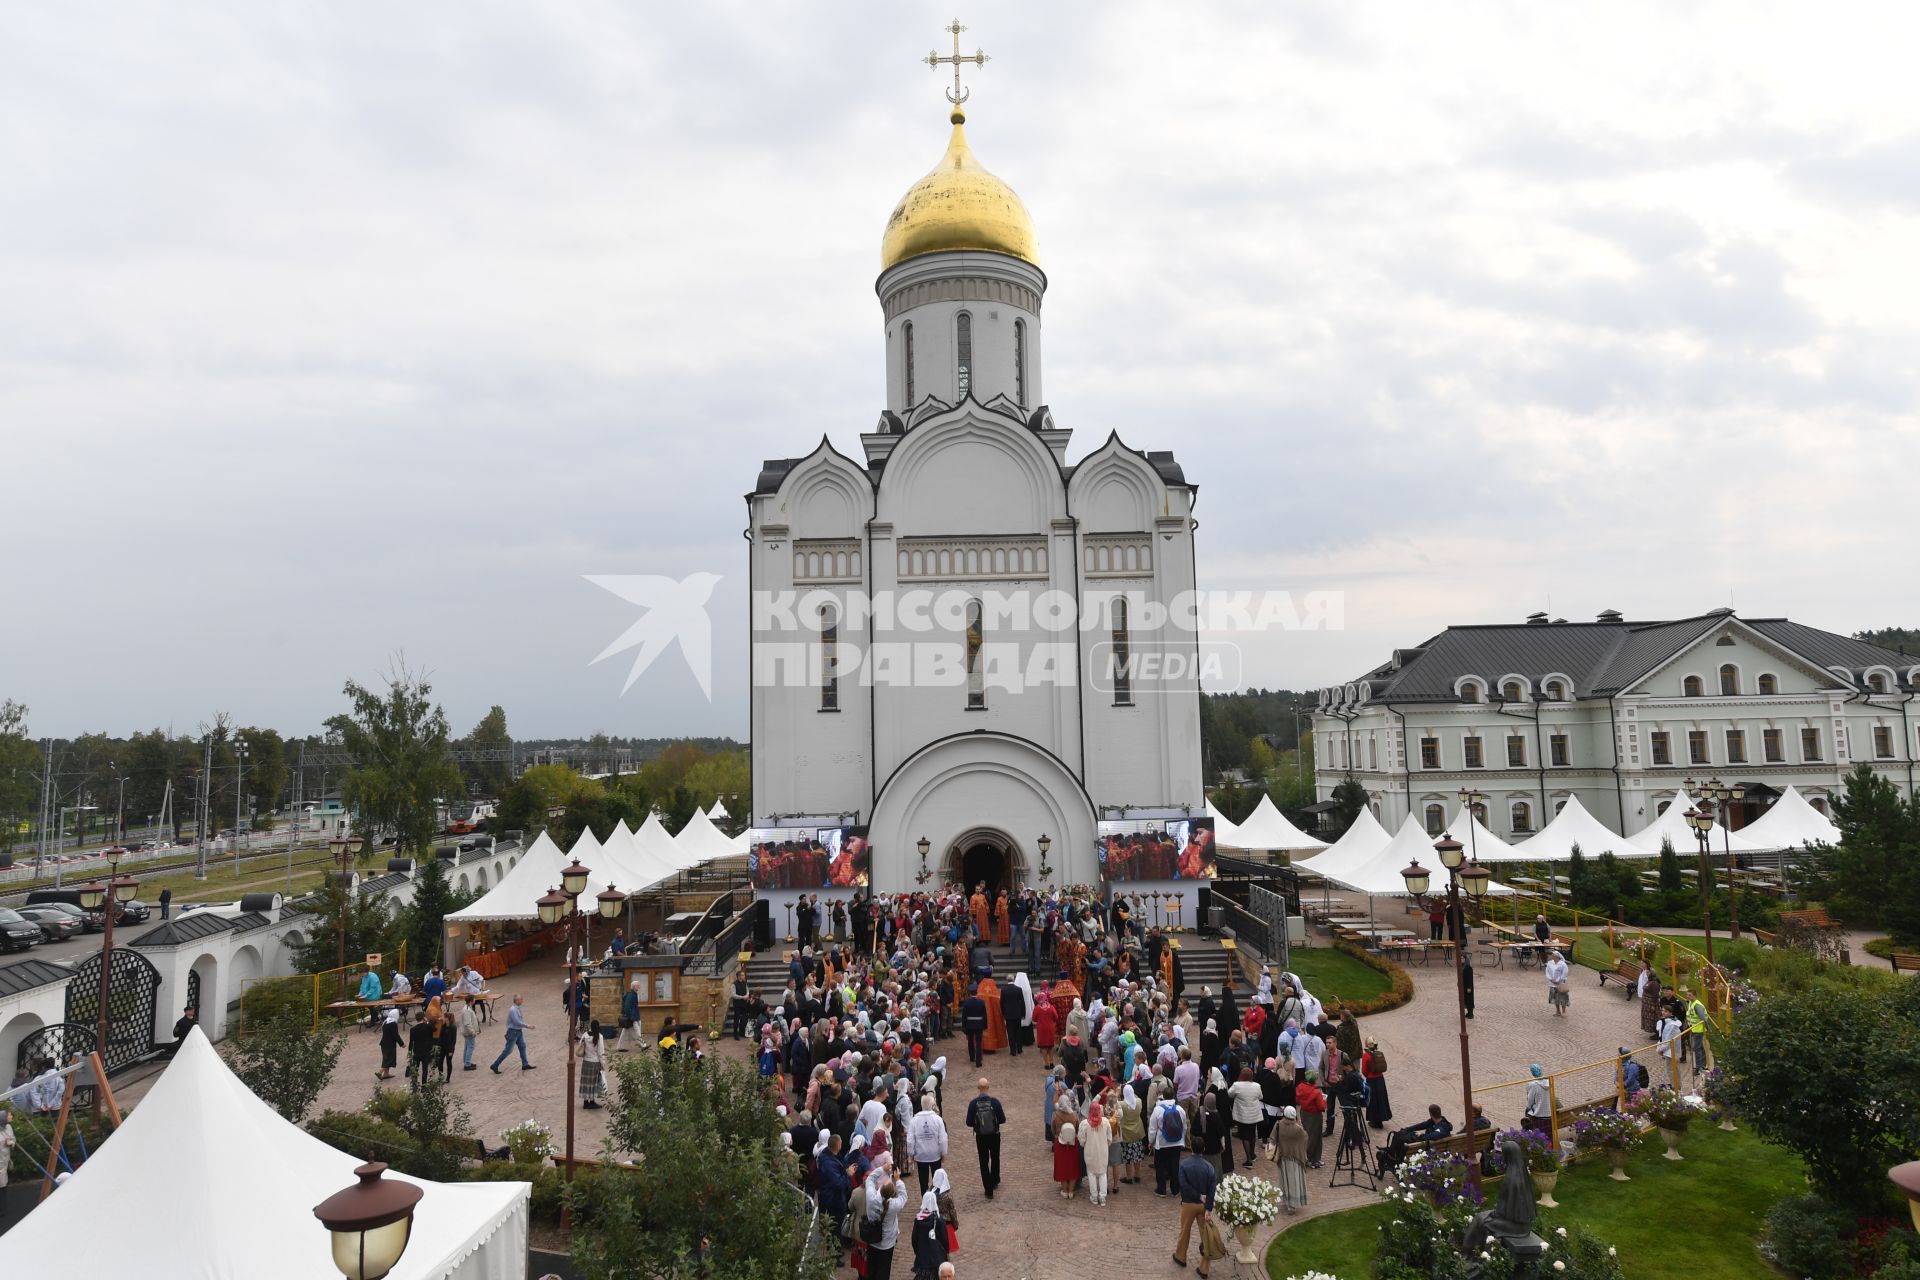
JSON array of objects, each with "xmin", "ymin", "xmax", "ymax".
[
  {"xmin": 1758, "ymin": 673, "xmax": 1778, "ymax": 695},
  {"xmin": 1511, "ymin": 800, "xmax": 1532, "ymax": 833},
  {"xmin": 903, "ymin": 321, "xmax": 915, "ymax": 407},
  {"xmin": 1014, "ymin": 318, "xmax": 1027, "ymax": 406},
  {"xmin": 819, "ymin": 605, "xmax": 838, "ymax": 711},
  {"xmin": 1502, "ymin": 680, "xmax": 1523, "ymax": 703},
  {"xmin": 1460, "ymin": 683, "xmax": 1481, "ymax": 704},
  {"xmin": 965, "ymin": 599, "xmax": 985, "ymax": 709},
  {"xmin": 1683, "ymin": 675, "xmax": 1704, "ymax": 697},
  {"xmin": 1868, "ymin": 672, "xmax": 1889, "ymax": 693},
  {"xmin": 1111, "ymin": 598, "xmax": 1133, "ymax": 706},
  {"xmin": 1719, "ymin": 664, "xmax": 1739, "ymax": 696},
  {"xmin": 955, "ymin": 311, "xmax": 972, "ymax": 398}
]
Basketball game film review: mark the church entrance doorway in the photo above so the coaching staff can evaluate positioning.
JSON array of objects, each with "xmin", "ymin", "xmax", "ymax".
[{"xmin": 943, "ymin": 827, "xmax": 1024, "ymax": 894}]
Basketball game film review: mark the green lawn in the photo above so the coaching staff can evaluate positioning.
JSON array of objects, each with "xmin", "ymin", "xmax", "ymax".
[
  {"xmin": 1290, "ymin": 946, "xmax": 1393, "ymax": 1004},
  {"xmin": 1264, "ymin": 1123, "xmax": 1802, "ymax": 1280},
  {"xmin": 1560, "ymin": 929, "xmax": 1711, "ymax": 975}
]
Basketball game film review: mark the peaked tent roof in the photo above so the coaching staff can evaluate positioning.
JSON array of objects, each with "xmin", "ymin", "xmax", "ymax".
[
  {"xmin": 1507, "ymin": 795, "xmax": 1644, "ymax": 861},
  {"xmin": 1293, "ymin": 806, "xmax": 1390, "ymax": 880},
  {"xmin": 1442, "ymin": 805, "xmax": 1518, "ymax": 862},
  {"xmin": 0, "ymin": 1028, "xmax": 527, "ymax": 1279},
  {"xmin": 633, "ymin": 811, "xmax": 689, "ymax": 878},
  {"xmin": 1321, "ymin": 814, "xmax": 1517, "ymax": 898},
  {"xmin": 1219, "ymin": 794, "xmax": 1327, "ymax": 852},
  {"xmin": 1736, "ymin": 785, "xmax": 1842, "ymax": 851},
  {"xmin": 1204, "ymin": 801, "xmax": 1242, "ymax": 849},
  {"xmin": 1625, "ymin": 790, "xmax": 1769, "ymax": 856},
  {"xmin": 446, "ymin": 829, "xmax": 568, "ymax": 923},
  {"xmin": 706, "ymin": 798, "xmax": 730, "ymax": 821},
  {"xmin": 674, "ymin": 807, "xmax": 747, "ymax": 867}
]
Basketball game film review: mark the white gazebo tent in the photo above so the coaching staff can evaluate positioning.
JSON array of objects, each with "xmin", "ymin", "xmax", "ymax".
[
  {"xmin": 1219, "ymin": 794, "xmax": 1328, "ymax": 854},
  {"xmin": 1293, "ymin": 806, "xmax": 1390, "ymax": 879},
  {"xmin": 706, "ymin": 797, "xmax": 731, "ymax": 822},
  {"xmin": 633, "ymin": 811, "xmax": 688, "ymax": 879},
  {"xmin": 1204, "ymin": 801, "xmax": 1242, "ymax": 849},
  {"xmin": 446, "ymin": 830, "xmax": 571, "ymax": 926},
  {"xmin": 1626, "ymin": 790, "xmax": 1768, "ymax": 857},
  {"xmin": 1437, "ymin": 804, "xmax": 1518, "ymax": 863},
  {"xmin": 0, "ymin": 1028, "xmax": 529, "ymax": 1279},
  {"xmin": 1737, "ymin": 785, "xmax": 1842, "ymax": 853},
  {"xmin": 1320, "ymin": 814, "xmax": 1517, "ymax": 943},
  {"xmin": 1512, "ymin": 795, "xmax": 1644, "ymax": 861},
  {"xmin": 674, "ymin": 806, "xmax": 748, "ymax": 869}
]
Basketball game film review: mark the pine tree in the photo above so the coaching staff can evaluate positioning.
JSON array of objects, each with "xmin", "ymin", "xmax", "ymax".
[{"xmin": 1657, "ymin": 838, "xmax": 1683, "ymax": 893}]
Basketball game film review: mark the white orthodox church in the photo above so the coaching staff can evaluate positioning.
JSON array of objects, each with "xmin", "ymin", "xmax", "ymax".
[{"xmin": 746, "ymin": 91, "xmax": 1205, "ymax": 896}]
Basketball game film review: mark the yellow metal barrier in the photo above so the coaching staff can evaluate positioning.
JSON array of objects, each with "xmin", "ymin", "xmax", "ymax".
[
  {"xmin": 1470, "ymin": 1044, "xmax": 1690, "ymax": 1152},
  {"xmin": 1492, "ymin": 892, "xmax": 1731, "ymax": 1032}
]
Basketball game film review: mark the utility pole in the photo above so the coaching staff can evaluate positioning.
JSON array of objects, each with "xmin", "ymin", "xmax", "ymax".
[
  {"xmin": 287, "ymin": 743, "xmax": 304, "ymax": 895},
  {"xmin": 233, "ymin": 740, "xmax": 248, "ymax": 876},
  {"xmin": 196, "ymin": 733, "xmax": 214, "ymax": 879},
  {"xmin": 35, "ymin": 738, "xmax": 52, "ymax": 876}
]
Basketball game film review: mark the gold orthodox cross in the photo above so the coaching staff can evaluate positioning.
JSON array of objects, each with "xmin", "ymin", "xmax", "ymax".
[{"xmin": 925, "ymin": 19, "xmax": 988, "ymax": 106}]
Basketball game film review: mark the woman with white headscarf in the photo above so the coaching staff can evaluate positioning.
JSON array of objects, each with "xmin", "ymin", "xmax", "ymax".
[
  {"xmin": 909, "ymin": 1186, "xmax": 949, "ymax": 1278},
  {"xmin": 1273, "ymin": 1105, "xmax": 1310, "ymax": 1212}
]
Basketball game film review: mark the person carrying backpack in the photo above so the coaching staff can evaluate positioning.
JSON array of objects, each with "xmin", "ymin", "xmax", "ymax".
[
  {"xmin": 1151, "ymin": 1096, "xmax": 1187, "ymax": 1196},
  {"xmin": 964, "ymin": 1076, "xmax": 1006, "ymax": 1199}
]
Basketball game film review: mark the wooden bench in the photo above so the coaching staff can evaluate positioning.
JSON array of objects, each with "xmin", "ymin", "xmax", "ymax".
[
  {"xmin": 1382, "ymin": 1123, "xmax": 1495, "ymax": 1177},
  {"xmin": 1781, "ymin": 908, "xmax": 1836, "ymax": 930},
  {"xmin": 1597, "ymin": 959, "xmax": 1640, "ymax": 995},
  {"xmin": 1889, "ymin": 953, "xmax": 1920, "ymax": 974},
  {"xmin": 1751, "ymin": 927, "xmax": 1779, "ymax": 949}
]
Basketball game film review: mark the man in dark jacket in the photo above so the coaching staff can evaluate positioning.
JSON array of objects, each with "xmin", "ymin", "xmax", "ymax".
[
  {"xmin": 960, "ymin": 986, "xmax": 989, "ymax": 1067},
  {"xmin": 1000, "ymin": 977, "xmax": 1026, "ymax": 1057},
  {"xmin": 1173, "ymin": 1145, "xmax": 1220, "ymax": 1276},
  {"xmin": 964, "ymin": 1076, "xmax": 1006, "ymax": 1198}
]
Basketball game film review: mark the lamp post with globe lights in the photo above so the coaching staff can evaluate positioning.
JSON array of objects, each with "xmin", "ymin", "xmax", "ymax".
[
  {"xmin": 1035, "ymin": 833, "xmax": 1053, "ymax": 885},
  {"xmin": 328, "ymin": 833, "xmax": 366, "ymax": 995},
  {"xmin": 916, "ymin": 835, "xmax": 933, "ymax": 886},
  {"xmin": 76, "ymin": 861, "xmax": 139, "ymax": 1106},
  {"xmin": 1403, "ymin": 833, "xmax": 1492, "ymax": 1189},
  {"xmin": 1683, "ymin": 804, "xmax": 1717, "ymax": 966},
  {"xmin": 536, "ymin": 862, "xmax": 628, "ymax": 1210},
  {"xmin": 1693, "ymin": 777, "xmax": 1747, "ymax": 941}
]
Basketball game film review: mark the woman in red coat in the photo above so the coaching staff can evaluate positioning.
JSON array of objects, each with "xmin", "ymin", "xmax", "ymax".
[
  {"xmin": 1052, "ymin": 1109, "xmax": 1082, "ymax": 1199},
  {"xmin": 1033, "ymin": 987, "xmax": 1060, "ymax": 1069}
]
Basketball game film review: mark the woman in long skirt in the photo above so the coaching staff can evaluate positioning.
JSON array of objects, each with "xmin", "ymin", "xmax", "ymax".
[
  {"xmin": 1362, "ymin": 1038, "xmax": 1392, "ymax": 1128},
  {"xmin": 1273, "ymin": 1107, "xmax": 1310, "ymax": 1213},
  {"xmin": 579, "ymin": 1019, "xmax": 606, "ymax": 1109},
  {"xmin": 1638, "ymin": 962, "xmax": 1663, "ymax": 1037}
]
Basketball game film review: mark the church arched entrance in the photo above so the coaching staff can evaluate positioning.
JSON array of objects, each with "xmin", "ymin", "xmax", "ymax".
[{"xmin": 943, "ymin": 827, "xmax": 1025, "ymax": 894}]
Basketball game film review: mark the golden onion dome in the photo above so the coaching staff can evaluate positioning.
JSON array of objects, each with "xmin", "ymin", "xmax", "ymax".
[{"xmin": 880, "ymin": 105, "xmax": 1038, "ymax": 271}]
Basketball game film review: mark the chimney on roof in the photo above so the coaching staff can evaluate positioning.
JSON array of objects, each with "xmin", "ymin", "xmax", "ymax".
[
  {"xmin": 1597, "ymin": 609, "xmax": 1623, "ymax": 623},
  {"xmin": 1551, "ymin": 617, "xmax": 1568, "ymax": 624},
  {"xmin": 1525, "ymin": 612, "xmax": 1549, "ymax": 625}
]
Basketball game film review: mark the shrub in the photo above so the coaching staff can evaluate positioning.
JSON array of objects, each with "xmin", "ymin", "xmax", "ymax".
[
  {"xmin": 500, "ymin": 1118, "xmax": 552, "ymax": 1166},
  {"xmin": 226, "ymin": 1006, "xmax": 347, "ymax": 1124},
  {"xmin": 363, "ymin": 1087, "xmax": 411, "ymax": 1126},
  {"xmin": 1324, "ymin": 941, "xmax": 1415, "ymax": 1017},
  {"xmin": 308, "ymin": 1109, "xmax": 415, "ymax": 1169},
  {"xmin": 1765, "ymin": 1194, "xmax": 1853, "ymax": 1280},
  {"xmin": 3, "ymin": 1108, "xmax": 115, "ymax": 1184},
  {"xmin": 1372, "ymin": 1191, "xmax": 1479, "ymax": 1280}
]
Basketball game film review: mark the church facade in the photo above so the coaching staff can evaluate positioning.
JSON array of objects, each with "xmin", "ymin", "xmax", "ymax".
[{"xmin": 745, "ymin": 98, "xmax": 1204, "ymax": 897}]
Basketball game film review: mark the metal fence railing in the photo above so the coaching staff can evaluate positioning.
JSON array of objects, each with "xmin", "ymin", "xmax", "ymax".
[
  {"xmin": 236, "ymin": 942, "xmax": 409, "ymax": 1036},
  {"xmin": 1471, "ymin": 1043, "xmax": 1701, "ymax": 1153},
  {"xmin": 1250, "ymin": 883, "xmax": 1292, "ymax": 971}
]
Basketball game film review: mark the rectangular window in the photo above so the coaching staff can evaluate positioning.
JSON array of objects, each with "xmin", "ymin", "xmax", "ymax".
[
  {"xmin": 1801, "ymin": 727, "xmax": 1822, "ymax": 761},
  {"xmin": 1463, "ymin": 737, "xmax": 1484, "ymax": 768},
  {"xmin": 1725, "ymin": 729, "xmax": 1746, "ymax": 764},
  {"xmin": 956, "ymin": 311, "xmax": 972, "ymax": 398},
  {"xmin": 819, "ymin": 610, "xmax": 839, "ymax": 711},
  {"xmin": 965, "ymin": 599, "xmax": 985, "ymax": 710},
  {"xmin": 1550, "ymin": 733, "xmax": 1569, "ymax": 767},
  {"xmin": 1420, "ymin": 738, "xmax": 1440, "ymax": 769},
  {"xmin": 903, "ymin": 322, "xmax": 915, "ymax": 407},
  {"xmin": 1506, "ymin": 736, "xmax": 1527, "ymax": 767},
  {"xmin": 1014, "ymin": 318, "xmax": 1027, "ymax": 406},
  {"xmin": 1650, "ymin": 731, "xmax": 1672, "ymax": 766},
  {"xmin": 1688, "ymin": 730, "xmax": 1709, "ymax": 765},
  {"xmin": 1874, "ymin": 725, "xmax": 1894, "ymax": 759},
  {"xmin": 1110, "ymin": 601, "xmax": 1132, "ymax": 707},
  {"xmin": 1368, "ymin": 738, "xmax": 1378, "ymax": 769},
  {"xmin": 1763, "ymin": 728, "xmax": 1784, "ymax": 762}
]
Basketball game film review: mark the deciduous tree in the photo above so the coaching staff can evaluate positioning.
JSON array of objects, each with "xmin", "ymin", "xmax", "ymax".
[{"xmin": 326, "ymin": 662, "xmax": 463, "ymax": 859}]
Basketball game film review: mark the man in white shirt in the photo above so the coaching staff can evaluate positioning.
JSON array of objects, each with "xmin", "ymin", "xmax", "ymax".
[
  {"xmin": 387, "ymin": 968, "xmax": 412, "ymax": 1000},
  {"xmin": 907, "ymin": 1094, "xmax": 949, "ymax": 1193}
]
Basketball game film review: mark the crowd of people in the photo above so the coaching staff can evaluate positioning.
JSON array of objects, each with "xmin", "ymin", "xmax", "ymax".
[{"xmin": 737, "ymin": 882, "xmax": 1423, "ymax": 1278}]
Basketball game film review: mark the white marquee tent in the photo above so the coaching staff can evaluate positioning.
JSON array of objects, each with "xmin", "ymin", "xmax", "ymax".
[
  {"xmin": 446, "ymin": 830, "xmax": 570, "ymax": 925},
  {"xmin": 1204, "ymin": 801, "xmax": 1242, "ymax": 848},
  {"xmin": 0, "ymin": 1029, "xmax": 529, "ymax": 1279},
  {"xmin": 1737, "ymin": 785, "xmax": 1842, "ymax": 852},
  {"xmin": 674, "ymin": 806, "xmax": 748, "ymax": 867},
  {"xmin": 634, "ymin": 811, "xmax": 690, "ymax": 877},
  {"xmin": 1219, "ymin": 794, "xmax": 1327, "ymax": 853},
  {"xmin": 1512, "ymin": 795, "xmax": 1644, "ymax": 861},
  {"xmin": 1438, "ymin": 805, "xmax": 1518, "ymax": 862},
  {"xmin": 706, "ymin": 797, "xmax": 730, "ymax": 822},
  {"xmin": 1293, "ymin": 806, "xmax": 1390, "ymax": 881},
  {"xmin": 1321, "ymin": 814, "xmax": 1519, "ymax": 899},
  {"xmin": 1627, "ymin": 790, "xmax": 1768, "ymax": 856}
]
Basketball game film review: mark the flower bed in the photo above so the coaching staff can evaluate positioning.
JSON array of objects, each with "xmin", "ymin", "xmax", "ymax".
[
  {"xmin": 1571, "ymin": 1107, "xmax": 1641, "ymax": 1154},
  {"xmin": 1627, "ymin": 1086, "xmax": 1704, "ymax": 1132}
]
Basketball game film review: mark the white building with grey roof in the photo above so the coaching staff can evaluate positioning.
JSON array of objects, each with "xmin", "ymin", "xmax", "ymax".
[{"xmin": 1313, "ymin": 608, "xmax": 1918, "ymax": 841}]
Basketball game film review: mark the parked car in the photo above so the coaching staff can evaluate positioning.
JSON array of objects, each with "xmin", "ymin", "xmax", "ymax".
[
  {"xmin": 116, "ymin": 900, "xmax": 152, "ymax": 926},
  {"xmin": 16, "ymin": 906, "xmax": 78, "ymax": 942},
  {"xmin": 34, "ymin": 902, "xmax": 102, "ymax": 933},
  {"xmin": 0, "ymin": 909, "xmax": 41, "ymax": 952}
]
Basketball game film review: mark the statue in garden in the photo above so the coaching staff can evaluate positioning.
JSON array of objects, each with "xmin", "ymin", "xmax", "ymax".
[{"xmin": 1464, "ymin": 1138, "xmax": 1548, "ymax": 1276}]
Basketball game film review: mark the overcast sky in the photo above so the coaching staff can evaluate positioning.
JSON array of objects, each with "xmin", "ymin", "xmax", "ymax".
[{"xmin": 5, "ymin": 2, "xmax": 1916, "ymax": 741}]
